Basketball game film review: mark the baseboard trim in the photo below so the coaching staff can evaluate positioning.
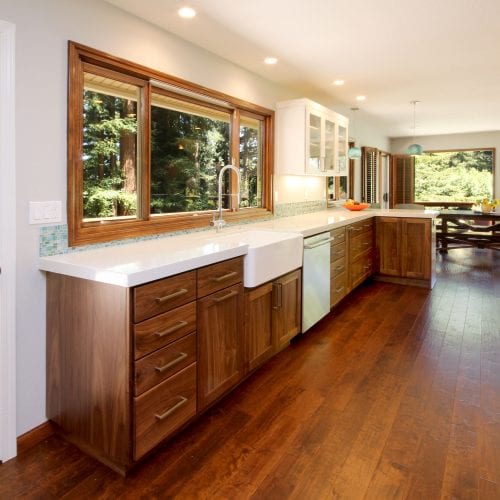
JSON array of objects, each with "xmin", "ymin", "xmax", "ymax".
[{"xmin": 17, "ymin": 421, "xmax": 55, "ymax": 455}]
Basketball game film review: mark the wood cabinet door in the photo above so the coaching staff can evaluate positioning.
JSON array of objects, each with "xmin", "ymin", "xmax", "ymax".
[
  {"xmin": 273, "ymin": 269, "xmax": 302, "ymax": 351},
  {"xmin": 197, "ymin": 283, "xmax": 244, "ymax": 411},
  {"xmin": 244, "ymin": 283, "xmax": 274, "ymax": 373},
  {"xmin": 376, "ymin": 217, "xmax": 402, "ymax": 276},
  {"xmin": 402, "ymin": 218, "xmax": 431, "ymax": 279}
]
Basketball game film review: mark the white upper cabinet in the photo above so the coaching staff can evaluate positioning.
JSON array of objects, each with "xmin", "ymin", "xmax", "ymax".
[{"xmin": 276, "ymin": 98, "xmax": 349, "ymax": 177}]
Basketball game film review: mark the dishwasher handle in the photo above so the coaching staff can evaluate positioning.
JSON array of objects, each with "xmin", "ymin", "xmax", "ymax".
[{"xmin": 304, "ymin": 236, "xmax": 334, "ymax": 250}]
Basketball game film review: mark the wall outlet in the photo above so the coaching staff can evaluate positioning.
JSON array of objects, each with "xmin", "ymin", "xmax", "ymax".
[{"xmin": 29, "ymin": 201, "xmax": 62, "ymax": 224}]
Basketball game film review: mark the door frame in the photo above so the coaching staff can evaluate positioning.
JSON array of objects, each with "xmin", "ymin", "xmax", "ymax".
[{"xmin": 0, "ymin": 19, "xmax": 17, "ymax": 462}]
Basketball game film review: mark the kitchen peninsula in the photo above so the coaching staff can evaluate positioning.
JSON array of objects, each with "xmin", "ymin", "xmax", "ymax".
[{"xmin": 39, "ymin": 207, "xmax": 437, "ymax": 474}]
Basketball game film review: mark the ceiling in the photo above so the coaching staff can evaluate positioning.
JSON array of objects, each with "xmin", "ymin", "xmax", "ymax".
[{"xmin": 105, "ymin": 0, "xmax": 500, "ymax": 138}]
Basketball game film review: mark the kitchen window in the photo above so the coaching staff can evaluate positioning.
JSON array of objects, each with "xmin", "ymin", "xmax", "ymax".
[{"xmin": 68, "ymin": 42, "xmax": 273, "ymax": 246}]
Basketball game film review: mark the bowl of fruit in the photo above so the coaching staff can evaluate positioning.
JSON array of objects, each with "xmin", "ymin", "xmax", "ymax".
[{"xmin": 342, "ymin": 200, "xmax": 370, "ymax": 211}]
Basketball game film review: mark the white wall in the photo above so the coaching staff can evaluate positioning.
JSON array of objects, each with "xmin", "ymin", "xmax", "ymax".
[
  {"xmin": 391, "ymin": 131, "xmax": 500, "ymax": 197},
  {"xmin": 0, "ymin": 0, "xmax": 309, "ymax": 437}
]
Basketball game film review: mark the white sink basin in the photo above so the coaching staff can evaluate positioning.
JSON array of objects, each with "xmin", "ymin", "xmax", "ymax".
[{"xmin": 205, "ymin": 229, "xmax": 303, "ymax": 287}]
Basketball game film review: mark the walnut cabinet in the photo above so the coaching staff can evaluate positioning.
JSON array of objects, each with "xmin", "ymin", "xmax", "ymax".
[
  {"xmin": 375, "ymin": 217, "xmax": 436, "ymax": 288},
  {"xmin": 244, "ymin": 269, "xmax": 302, "ymax": 373},
  {"xmin": 46, "ymin": 257, "xmax": 245, "ymax": 474}
]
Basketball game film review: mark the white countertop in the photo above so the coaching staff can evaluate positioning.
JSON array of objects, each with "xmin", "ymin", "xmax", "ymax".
[{"xmin": 38, "ymin": 207, "xmax": 438, "ymax": 287}]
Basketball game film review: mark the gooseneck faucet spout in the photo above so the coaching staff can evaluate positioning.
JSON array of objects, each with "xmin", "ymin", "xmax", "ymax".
[{"xmin": 211, "ymin": 164, "xmax": 240, "ymax": 232}]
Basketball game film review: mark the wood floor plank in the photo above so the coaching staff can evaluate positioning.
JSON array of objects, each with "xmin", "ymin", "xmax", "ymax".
[{"xmin": 1, "ymin": 247, "xmax": 499, "ymax": 499}]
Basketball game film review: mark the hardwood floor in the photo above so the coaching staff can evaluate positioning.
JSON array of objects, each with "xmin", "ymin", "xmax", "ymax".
[{"xmin": 1, "ymin": 248, "xmax": 499, "ymax": 499}]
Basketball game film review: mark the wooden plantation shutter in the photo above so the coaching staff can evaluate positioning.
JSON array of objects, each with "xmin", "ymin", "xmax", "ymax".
[
  {"xmin": 390, "ymin": 155, "xmax": 415, "ymax": 207},
  {"xmin": 361, "ymin": 147, "xmax": 378, "ymax": 203}
]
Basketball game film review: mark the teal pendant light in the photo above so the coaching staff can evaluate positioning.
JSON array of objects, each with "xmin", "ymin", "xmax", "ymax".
[
  {"xmin": 348, "ymin": 107, "xmax": 361, "ymax": 159},
  {"xmin": 406, "ymin": 100, "xmax": 423, "ymax": 156}
]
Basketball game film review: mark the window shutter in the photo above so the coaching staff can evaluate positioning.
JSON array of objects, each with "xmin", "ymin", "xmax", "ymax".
[
  {"xmin": 361, "ymin": 147, "xmax": 378, "ymax": 204},
  {"xmin": 390, "ymin": 155, "xmax": 415, "ymax": 206}
]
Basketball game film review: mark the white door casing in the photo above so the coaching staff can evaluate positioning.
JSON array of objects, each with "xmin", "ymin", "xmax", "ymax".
[{"xmin": 0, "ymin": 19, "xmax": 17, "ymax": 462}]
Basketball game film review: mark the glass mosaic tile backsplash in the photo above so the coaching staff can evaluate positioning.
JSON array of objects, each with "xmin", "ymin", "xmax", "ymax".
[{"xmin": 39, "ymin": 200, "xmax": 327, "ymax": 257}]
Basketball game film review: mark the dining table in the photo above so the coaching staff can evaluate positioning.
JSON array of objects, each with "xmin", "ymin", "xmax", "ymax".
[{"xmin": 437, "ymin": 209, "xmax": 500, "ymax": 253}]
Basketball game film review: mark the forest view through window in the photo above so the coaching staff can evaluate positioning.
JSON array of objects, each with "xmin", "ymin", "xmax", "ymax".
[{"xmin": 414, "ymin": 149, "xmax": 494, "ymax": 203}]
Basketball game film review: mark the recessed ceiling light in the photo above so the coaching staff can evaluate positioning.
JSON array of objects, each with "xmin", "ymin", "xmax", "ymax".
[
  {"xmin": 264, "ymin": 57, "xmax": 278, "ymax": 65},
  {"xmin": 333, "ymin": 80, "xmax": 345, "ymax": 86},
  {"xmin": 356, "ymin": 95, "xmax": 366, "ymax": 101},
  {"xmin": 178, "ymin": 6, "xmax": 196, "ymax": 18}
]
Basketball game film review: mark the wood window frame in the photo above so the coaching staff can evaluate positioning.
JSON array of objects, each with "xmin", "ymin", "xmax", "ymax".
[{"xmin": 68, "ymin": 41, "xmax": 274, "ymax": 247}]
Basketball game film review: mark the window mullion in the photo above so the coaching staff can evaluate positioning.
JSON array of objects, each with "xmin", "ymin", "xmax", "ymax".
[
  {"xmin": 230, "ymin": 109, "xmax": 240, "ymax": 211},
  {"xmin": 141, "ymin": 82, "xmax": 151, "ymax": 221}
]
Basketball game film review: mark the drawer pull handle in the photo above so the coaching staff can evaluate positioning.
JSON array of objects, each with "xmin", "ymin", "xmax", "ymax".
[
  {"xmin": 155, "ymin": 288, "xmax": 188, "ymax": 304},
  {"xmin": 213, "ymin": 289, "xmax": 239, "ymax": 303},
  {"xmin": 155, "ymin": 352, "xmax": 188, "ymax": 373},
  {"xmin": 155, "ymin": 320, "xmax": 188, "ymax": 337},
  {"xmin": 335, "ymin": 286, "xmax": 344, "ymax": 293},
  {"xmin": 362, "ymin": 242, "xmax": 370, "ymax": 246},
  {"xmin": 211, "ymin": 271, "xmax": 238, "ymax": 282},
  {"xmin": 335, "ymin": 265, "xmax": 344, "ymax": 271},
  {"xmin": 154, "ymin": 396, "xmax": 188, "ymax": 421}
]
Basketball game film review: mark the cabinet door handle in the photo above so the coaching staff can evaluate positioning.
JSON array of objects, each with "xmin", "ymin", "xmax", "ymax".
[
  {"xmin": 335, "ymin": 286, "xmax": 344, "ymax": 293},
  {"xmin": 210, "ymin": 271, "xmax": 237, "ymax": 282},
  {"xmin": 154, "ymin": 320, "xmax": 188, "ymax": 337},
  {"xmin": 154, "ymin": 396, "xmax": 188, "ymax": 421},
  {"xmin": 155, "ymin": 288, "xmax": 188, "ymax": 304},
  {"xmin": 304, "ymin": 237, "xmax": 334, "ymax": 249},
  {"xmin": 212, "ymin": 289, "xmax": 238, "ymax": 303},
  {"xmin": 155, "ymin": 352, "xmax": 188, "ymax": 373}
]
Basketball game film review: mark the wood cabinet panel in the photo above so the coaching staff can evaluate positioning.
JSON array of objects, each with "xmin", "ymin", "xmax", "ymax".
[
  {"xmin": 197, "ymin": 257, "xmax": 243, "ymax": 298},
  {"xmin": 135, "ymin": 333, "xmax": 197, "ymax": 396},
  {"xmin": 376, "ymin": 217, "xmax": 401, "ymax": 276},
  {"xmin": 133, "ymin": 301, "xmax": 196, "ymax": 360},
  {"xmin": 273, "ymin": 269, "xmax": 302, "ymax": 351},
  {"xmin": 402, "ymin": 218, "xmax": 431, "ymax": 279},
  {"xmin": 134, "ymin": 363, "xmax": 196, "ymax": 460},
  {"xmin": 244, "ymin": 283, "xmax": 274, "ymax": 373},
  {"xmin": 375, "ymin": 217, "xmax": 433, "ymax": 286},
  {"xmin": 197, "ymin": 283, "xmax": 244, "ymax": 410},
  {"xmin": 133, "ymin": 271, "xmax": 196, "ymax": 323},
  {"xmin": 46, "ymin": 273, "xmax": 132, "ymax": 469}
]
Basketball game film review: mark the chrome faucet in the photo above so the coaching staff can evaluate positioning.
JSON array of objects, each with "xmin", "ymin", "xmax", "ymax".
[{"xmin": 211, "ymin": 164, "xmax": 241, "ymax": 232}]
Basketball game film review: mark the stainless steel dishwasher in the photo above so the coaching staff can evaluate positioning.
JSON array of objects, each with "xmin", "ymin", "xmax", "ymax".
[{"xmin": 302, "ymin": 231, "xmax": 333, "ymax": 332}]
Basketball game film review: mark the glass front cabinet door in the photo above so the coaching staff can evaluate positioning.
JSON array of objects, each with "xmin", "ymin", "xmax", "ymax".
[{"xmin": 276, "ymin": 98, "xmax": 349, "ymax": 177}]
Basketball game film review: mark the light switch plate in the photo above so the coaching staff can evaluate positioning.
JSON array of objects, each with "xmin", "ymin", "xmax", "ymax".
[{"xmin": 29, "ymin": 201, "xmax": 62, "ymax": 224}]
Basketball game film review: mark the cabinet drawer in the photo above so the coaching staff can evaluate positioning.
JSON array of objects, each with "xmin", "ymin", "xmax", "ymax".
[
  {"xmin": 350, "ymin": 219, "xmax": 373, "ymax": 234},
  {"xmin": 331, "ymin": 226, "xmax": 346, "ymax": 243},
  {"xmin": 350, "ymin": 231, "xmax": 373, "ymax": 260},
  {"xmin": 331, "ymin": 271, "xmax": 347, "ymax": 307},
  {"xmin": 133, "ymin": 271, "xmax": 196, "ymax": 323},
  {"xmin": 331, "ymin": 256, "xmax": 346, "ymax": 277},
  {"xmin": 135, "ymin": 332, "xmax": 197, "ymax": 396},
  {"xmin": 134, "ymin": 363, "xmax": 196, "ymax": 460},
  {"xmin": 331, "ymin": 241, "xmax": 346, "ymax": 262},
  {"xmin": 134, "ymin": 301, "xmax": 196, "ymax": 360},
  {"xmin": 197, "ymin": 257, "xmax": 243, "ymax": 298},
  {"xmin": 350, "ymin": 253, "xmax": 373, "ymax": 289}
]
